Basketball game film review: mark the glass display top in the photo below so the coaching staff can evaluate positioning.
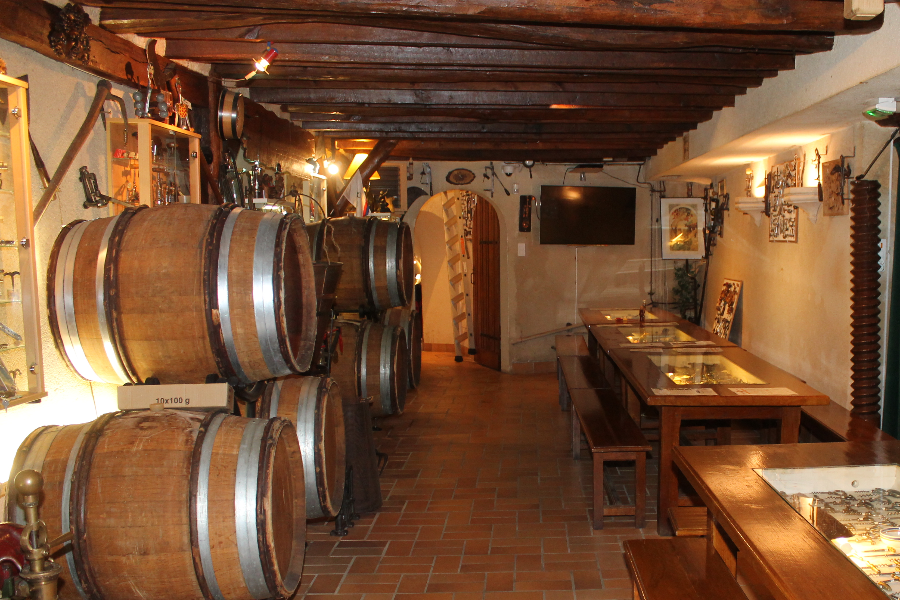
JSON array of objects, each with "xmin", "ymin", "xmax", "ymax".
[
  {"xmin": 648, "ymin": 354, "xmax": 766, "ymax": 386},
  {"xmin": 620, "ymin": 326, "xmax": 695, "ymax": 344},
  {"xmin": 756, "ymin": 465, "xmax": 900, "ymax": 597},
  {"xmin": 601, "ymin": 309, "xmax": 658, "ymax": 321}
]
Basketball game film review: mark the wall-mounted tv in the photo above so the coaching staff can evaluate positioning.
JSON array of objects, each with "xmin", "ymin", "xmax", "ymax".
[{"xmin": 539, "ymin": 186, "xmax": 636, "ymax": 245}]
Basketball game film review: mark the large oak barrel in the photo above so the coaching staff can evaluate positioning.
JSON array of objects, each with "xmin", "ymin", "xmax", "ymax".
[
  {"xmin": 330, "ymin": 320, "xmax": 408, "ymax": 416},
  {"xmin": 4, "ymin": 409, "xmax": 306, "ymax": 600},
  {"xmin": 342, "ymin": 396, "xmax": 382, "ymax": 513},
  {"xmin": 309, "ymin": 216, "xmax": 414, "ymax": 313},
  {"xmin": 381, "ymin": 306, "xmax": 422, "ymax": 389},
  {"xmin": 310, "ymin": 262, "xmax": 343, "ymax": 369},
  {"xmin": 47, "ymin": 204, "xmax": 317, "ymax": 385},
  {"xmin": 259, "ymin": 376, "xmax": 346, "ymax": 519}
]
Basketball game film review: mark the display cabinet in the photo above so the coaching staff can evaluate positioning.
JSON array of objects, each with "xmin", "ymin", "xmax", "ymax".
[
  {"xmin": 0, "ymin": 74, "xmax": 45, "ymax": 409},
  {"xmin": 105, "ymin": 118, "xmax": 200, "ymax": 211}
]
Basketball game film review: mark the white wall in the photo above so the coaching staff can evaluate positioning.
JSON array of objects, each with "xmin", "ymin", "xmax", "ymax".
[
  {"xmin": 414, "ymin": 196, "xmax": 455, "ymax": 347},
  {"xmin": 0, "ymin": 39, "xmax": 128, "ymax": 482}
]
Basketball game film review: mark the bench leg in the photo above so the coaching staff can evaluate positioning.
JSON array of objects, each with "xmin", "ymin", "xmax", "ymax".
[
  {"xmin": 572, "ymin": 408, "xmax": 581, "ymax": 460},
  {"xmin": 592, "ymin": 454, "xmax": 604, "ymax": 530},
  {"xmin": 634, "ymin": 452, "xmax": 647, "ymax": 529}
]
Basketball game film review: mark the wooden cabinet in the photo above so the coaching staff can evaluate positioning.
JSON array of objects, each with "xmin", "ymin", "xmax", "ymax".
[
  {"xmin": 0, "ymin": 74, "xmax": 45, "ymax": 409},
  {"xmin": 105, "ymin": 118, "xmax": 200, "ymax": 211}
]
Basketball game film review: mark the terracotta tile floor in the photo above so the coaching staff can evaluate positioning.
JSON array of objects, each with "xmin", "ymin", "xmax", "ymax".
[{"xmin": 302, "ymin": 352, "xmax": 662, "ymax": 600}]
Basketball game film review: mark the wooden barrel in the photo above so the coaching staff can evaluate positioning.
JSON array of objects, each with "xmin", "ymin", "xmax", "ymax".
[
  {"xmin": 381, "ymin": 306, "xmax": 422, "ymax": 389},
  {"xmin": 309, "ymin": 216, "xmax": 414, "ymax": 313},
  {"xmin": 259, "ymin": 376, "xmax": 346, "ymax": 519},
  {"xmin": 310, "ymin": 262, "xmax": 343, "ymax": 369},
  {"xmin": 47, "ymin": 203, "xmax": 317, "ymax": 385},
  {"xmin": 4, "ymin": 409, "xmax": 306, "ymax": 600},
  {"xmin": 331, "ymin": 320, "xmax": 408, "ymax": 416}
]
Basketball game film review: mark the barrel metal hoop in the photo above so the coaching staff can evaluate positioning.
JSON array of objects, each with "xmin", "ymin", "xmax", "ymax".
[
  {"xmin": 70, "ymin": 412, "xmax": 120, "ymax": 600},
  {"xmin": 57, "ymin": 221, "xmax": 103, "ymax": 382},
  {"xmin": 94, "ymin": 214, "xmax": 130, "ymax": 384},
  {"xmin": 61, "ymin": 424, "xmax": 90, "ymax": 600},
  {"xmin": 385, "ymin": 223, "xmax": 401, "ymax": 308},
  {"xmin": 13, "ymin": 426, "xmax": 62, "ymax": 524},
  {"xmin": 296, "ymin": 377, "xmax": 322, "ymax": 518},
  {"xmin": 192, "ymin": 411, "xmax": 228, "ymax": 600},
  {"xmin": 271, "ymin": 216, "xmax": 297, "ymax": 372},
  {"xmin": 367, "ymin": 219, "xmax": 382, "ymax": 310},
  {"xmin": 268, "ymin": 379, "xmax": 283, "ymax": 419},
  {"xmin": 314, "ymin": 378, "xmax": 333, "ymax": 515},
  {"xmin": 234, "ymin": 419, "xmax": 270, "ymax": 599},
  {"xmin": 253, "ymin": 213, "xmax": 291, "ymax": 378},
  {"xmin": 5, "ymin": 427, "xmax": 47, "ymax": 521},
  {"xmin": 46, "ymin": 221, "xmax": 85, "ymax": 381},
  {"xmin": 379, "ymin": 327, "xmax": 394, "ymax": 414},
  {"xmin": 103, "ymin": 207, "xmax": 145, "ymax": 384},
  {"xmin": 217, "ymin": 207, "xmax": 251, "ymax": 384},
  {"xmin": 204, "ymin": 204, "xmax": 240, "ymax": 382},
  {"xmin": 359, "ymin": 321, "xmax": 372, "ymax": 398}
]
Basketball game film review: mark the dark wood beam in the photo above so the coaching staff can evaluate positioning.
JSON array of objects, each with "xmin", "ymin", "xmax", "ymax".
[
  {"xmin": 83, "ymin": 0, "xmax": 882, "ymax": 33},
  {"xmin": 296, "ymin": 122, "xmax": 695, "ymax": 134},
  {"xmin": 249, "ymin": 88, "xmax": 734, "ymax": 109},
  {"xmin": 0, "ymin": 0, "xmax": 209, "ymax": 105},
  {"xmin": 284, "ymin": 106, "xmax": 715, "ymax": 123},
  {"xmin": 247, "ymin": 80, "xmax": 748, "ymax": 97},
  {"xmin": 217, "ymin": 65, "xmax": 771, "ymax": 87},
  {"xmin": 167, "ymin": 41, "xmax": 797, "ymax": 71},
  {"xmin": 98, "ymin": 15, "xmax": 835, "ymax": 54},
  {"xmin": 325, "ymin": 132, "xmax": 678, "ymax": 141},
  {"xmin": 388, "ymin": 146, "xmax": 657, "ymax": 162}
]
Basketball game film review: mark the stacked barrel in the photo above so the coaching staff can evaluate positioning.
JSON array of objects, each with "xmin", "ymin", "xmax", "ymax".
[{"xmin": 18, "ymin": 206, "xmax": 423, "ymax": 598}]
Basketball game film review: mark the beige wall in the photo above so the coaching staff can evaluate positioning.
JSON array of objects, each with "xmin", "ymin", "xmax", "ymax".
[
  {"xmin": 406, "ymin": 163, "xmax": 655, "ymax": 371},
  {"xmin": 414, "ymin": 196, "xmax": 455, "ymax": 347}
]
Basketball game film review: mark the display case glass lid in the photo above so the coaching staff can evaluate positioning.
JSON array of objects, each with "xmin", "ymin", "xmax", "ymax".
[
  {"xmin": 619, "ymin": 325, "xmax": 696, "ymax": 344},
  {"xmin": 648, "ymin": 353, "xmax": 766, "ymax": 385}
]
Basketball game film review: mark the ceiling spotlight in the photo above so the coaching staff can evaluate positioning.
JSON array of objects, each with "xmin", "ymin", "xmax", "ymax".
[
  {"xmin": 246, "ymin": 43, "xmax": 278, "ymax": 79},
  {"xmin": 326, "ymin": 161, "xmax": 340, "ymax": 175}
]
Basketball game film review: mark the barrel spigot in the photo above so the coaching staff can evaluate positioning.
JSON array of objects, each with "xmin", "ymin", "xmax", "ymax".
[{"xmin": 13, "ymin": 470, "xmax": 71, "ymax": 600}]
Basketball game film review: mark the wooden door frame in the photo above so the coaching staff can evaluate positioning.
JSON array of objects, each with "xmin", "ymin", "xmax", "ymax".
[{"xmin": 407, "ymin": 189, "xmax": 510, "ymax": 372}]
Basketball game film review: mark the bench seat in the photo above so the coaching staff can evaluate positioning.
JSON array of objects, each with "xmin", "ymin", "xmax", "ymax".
[
  {"xmin": 801, "ymin": 401, "xmax": 895, "ymax": 443},
  {"xmin": 624, "ymin": 538, "xmax": 744, "ymax": 600},
  {"xmin": 570, "ymin": 388, "xmax": 651, "ymax": 529},
  {"xmin": 557, "ymin": 355, "xmax": 610, "ymax": 411}
]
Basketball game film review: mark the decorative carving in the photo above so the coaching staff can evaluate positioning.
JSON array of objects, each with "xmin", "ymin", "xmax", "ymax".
[
  {"xmin": 767, "ymin": 154, "xmax": 803, "ymax": 243},
  {"xmin": 48, "ymin": 3, "xmax": 91, "ymax": 64}
]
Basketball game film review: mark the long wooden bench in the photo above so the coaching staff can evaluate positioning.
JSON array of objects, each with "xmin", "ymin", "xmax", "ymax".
[
  {"xmin": 555, "ymin": 334, "xmax": 589, "ymax": 410},
  {"xmin": 570, "ymin": 388, "xmax": 651, "ymax": 529},
  {"xmin": 668, "ymin": 506, "xmax": 708, "ymax": 537},
  {"xmin": 801, "ymin": 400, "xmax": 895, "ymax": 443},
  {"xmin": 624, "ymin": 538, "xmax": 744, "ymax": 600},
  {"xmin": 557, "ymin": 354, "xmax": 610, "ymax": 411}
]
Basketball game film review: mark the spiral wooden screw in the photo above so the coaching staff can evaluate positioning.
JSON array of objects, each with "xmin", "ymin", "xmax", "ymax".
[{"xmin": 849, "ymin": 179, "xmax": 882, "ymax": 424}]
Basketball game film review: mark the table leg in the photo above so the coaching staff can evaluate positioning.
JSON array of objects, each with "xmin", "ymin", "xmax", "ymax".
[
  {"xmin": 592, "ymin": 454, "xmax": 604, "ymax": 530},
  {"xmin": 634, "ymin": 451, "xmax": 646, "ymax": 529},
  {"xmin": 572, "ymin": 408, "xmax": 581, "ymax": 460},
  {"xmin": 779, "ymin": 407, "xmax": 801, "ymax": 444},
  {"xmin": 657, "ymin": 406, "xmax": 682, "ymax": 536},
  {"xmin": 625, "ymin": 384, "xmax": 640, "ymax": 422}
]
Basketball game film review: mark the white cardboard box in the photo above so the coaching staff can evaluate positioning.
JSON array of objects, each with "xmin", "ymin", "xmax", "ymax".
[{"xmin": 117, "ymin": 383, "xmax": 234, "ymax": 412}]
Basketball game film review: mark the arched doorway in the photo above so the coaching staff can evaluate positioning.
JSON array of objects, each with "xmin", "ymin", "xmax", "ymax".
[{"xmin": 407, "ymin": 190, "xmax": 504, "ymax": 371}]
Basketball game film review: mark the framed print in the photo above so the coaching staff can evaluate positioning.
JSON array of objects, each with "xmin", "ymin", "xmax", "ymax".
[
  {"xmin": 661, "ymin": 197, "xmax": 705, "ymax": 259},
  {"xmin": 712, "ymin": 279, "xmax": 742, "ymax": 340}
]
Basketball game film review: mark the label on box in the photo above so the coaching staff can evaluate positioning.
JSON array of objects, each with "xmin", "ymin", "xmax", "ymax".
[
  {"xmin": 652, "ymin": 388, "xmax": 718, "ymax": 396},
  {"xmin": 117, "ymin": 383, "xmax": 234, "ymax": 411},
  {"xmin": 729, "ymin": 387, "xmax": 798, "ymax": 396}
]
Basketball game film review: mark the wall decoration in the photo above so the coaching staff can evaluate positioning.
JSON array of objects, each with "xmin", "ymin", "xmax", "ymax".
[
  {"xmin": 823, "ymin": 158, "xmax": 851, "ymax": 216},
  {"xmin": 661, "ymin": 197, "xmax": 705, "ymax": 259},
  {"xmin": 767, "ymin": 154, "xmax": 803, "ymax": 243},
  {"xmin": 446, "ymin": 168, "xmax": 475, "ymax": 185},
  {"xmin": 712, "ymin": 279, "xmax": 742, "ymax": 340}
]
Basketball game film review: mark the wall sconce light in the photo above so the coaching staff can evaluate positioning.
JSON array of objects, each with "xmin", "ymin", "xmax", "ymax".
[{"xmin": 246, "ymin": 43, "xmax": 278, "ymax": 79}]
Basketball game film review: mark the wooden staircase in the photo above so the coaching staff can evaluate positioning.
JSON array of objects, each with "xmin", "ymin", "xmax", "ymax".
[{"xmin": 441, "ymin": 192, "xmax": 475, "ymax": 362}]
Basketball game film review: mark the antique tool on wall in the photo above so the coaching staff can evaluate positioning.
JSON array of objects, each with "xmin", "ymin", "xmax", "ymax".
[
  {"xmin": 0, "ymin": 321, "xmax": 22, "ymax": 342},
  {"xmin": 3, "ymin": 272, "xmax": 17, "ymax": 302},
  {"xmin": 78, "ymin": 166, "xmax": 134, "ymax": 209},
  {"xmin": 5, "ymin": 470, "xmax": 73, "ymax": 600},
  {"xmin": 217, "ymin": 89, "xmax": 245, "ymax": 140}
]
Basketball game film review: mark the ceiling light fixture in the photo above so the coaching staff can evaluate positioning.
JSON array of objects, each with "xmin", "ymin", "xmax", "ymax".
[{"xmin": 246, "ymin": 43, "xmax": 278, "ymax": 79}]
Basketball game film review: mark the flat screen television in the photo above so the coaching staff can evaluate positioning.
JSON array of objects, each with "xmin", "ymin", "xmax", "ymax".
[{"xmin": 539, "ymin": 186, "xmax": 636, "ymax": 245}]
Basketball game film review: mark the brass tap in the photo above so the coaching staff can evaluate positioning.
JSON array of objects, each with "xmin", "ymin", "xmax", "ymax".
[{"xmin": 13, "ymin": 470, "xmax": 71, "ymax": 600}]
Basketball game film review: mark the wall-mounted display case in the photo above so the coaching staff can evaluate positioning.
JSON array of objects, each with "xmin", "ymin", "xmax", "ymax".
[
  {"xmin": 105, "ymin": 118, "xmax": 200, "ymax": 211},
  {"xmin": 0, "ymin": 74, "xmax": 45, "ymax": 409}
]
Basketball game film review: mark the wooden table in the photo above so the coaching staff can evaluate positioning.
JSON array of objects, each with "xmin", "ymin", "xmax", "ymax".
[
  {"xmin": 587, "ymin": 320, "xmax": 736, "ymax": 350},
  {"xmin": 578, "ymin": 306, "xmax": 681, "ymax": 325},
  {"xmin": 674, "ymin": 442, "xmax": 893, "ymax": 600},
  {"xmin": 606, "ymin": 346, "xmax": 829, "ymax": 536}
]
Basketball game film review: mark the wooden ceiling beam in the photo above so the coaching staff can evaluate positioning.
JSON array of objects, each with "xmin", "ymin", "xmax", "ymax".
[
  {"xmin": 296, "ymin": 121, "xmax": 695, "ymax": 134},
  {"xmin": 283, "ymin": 106, "xmax": 715, "ymax": 123},
  {"xmin": 388, "ymin": 147, "xmax": 656, "ymax": 162},
  {"xmin": 321, "ymin": 132, "xmax": 678, "ymax": 142},
  {"xmin": 166, "ymin": 41, "xmax": 796, "ymax": 71},
  {"xmin": 249, "ymin": 88, "xmax": 734, "ymax": 109},
  {"xmin": 83, "ymin": 0, "xmax": 881, "ymax": 33},
  {"xmin": 99, "ymin": 15, "xmax": 835, "ymax": 54},
  {"xmin": 215, "ymin": 65, "xmax": 771, "ymax": 87}
]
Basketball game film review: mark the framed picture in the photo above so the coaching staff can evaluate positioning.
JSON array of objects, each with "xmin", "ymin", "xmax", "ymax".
[
  {"xmin": 661, "ymin": 197, "xmax": 705, "ymax": 259},
  {"xmin": 712, "ymin": 279, "xmax": 742, "ymax": 340}
]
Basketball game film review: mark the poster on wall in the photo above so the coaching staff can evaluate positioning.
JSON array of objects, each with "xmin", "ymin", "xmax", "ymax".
[
  {"xmin": 767, "ymin": 155, "xmax": 802, "ymax": 243},
  {"xmin": 712, "ymin": 279, "xmax": 742, "ymax": 340},
  {"xmin": 661, "ymin": 197, "xmax": 705, "ymax": 259}
]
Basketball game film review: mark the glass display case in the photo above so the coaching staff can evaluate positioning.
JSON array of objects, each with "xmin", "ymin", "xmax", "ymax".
[
  {"xmin": 105, "ymin": 118, "xmax": 200, "ymax": 211},
  {"xmin": 0, "ymin": 75, "xmax": 45, "ymax": 409},
  {"xmin": 648, "ymin": 353, "xmax": 766, "ymax": 385},
  {"xmin": 619, "ymin": 325, "xmax": 695, "ymax": 344},
  {"xmin": 757, "ymin": 465, "xmax": 900, "ymax": 597},
  {"xmin": 601, "ymin": 309, "xmax": 658, "ymax": 321}
]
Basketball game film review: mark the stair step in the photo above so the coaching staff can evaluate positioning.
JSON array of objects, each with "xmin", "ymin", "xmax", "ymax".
[
  {"xmin": 443, "ymin": 197, "xmax": 456, "ymax": 209},
  {"xmin": 454, "ymin": 313, "xmax": 468, "ymax": 323},
  {"xmin": 456, "ymin": 333, "xmax": 469, "ymax": 343},
  {"xmin": 444, "ymin": 215, "xmax": 458, "ymax": 228},
  {"xmin": 452, "ymin": 293, "xmax": 466, "ymax": 304},
  {"xmin": 449, "ymin": 273, "xmax": 465, "ymax": 285},
  {"xmin": 448, "ymin": 255, "xmax": 462, "ymax": 266}
]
